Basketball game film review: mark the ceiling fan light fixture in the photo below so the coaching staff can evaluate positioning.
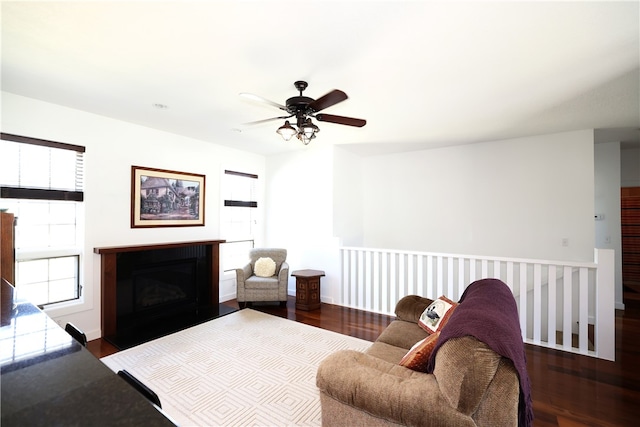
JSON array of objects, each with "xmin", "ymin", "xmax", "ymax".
[
  {"xmin": 297, "ymin": 132, "xmax": 314, "ymax": 145},
  {"xmin": 276, "ymin": 120, "xmax": 297, "ymax": 141},
  {"xmin": 301, "ymin": 118, "xmax": 319, "ymax": 139}
]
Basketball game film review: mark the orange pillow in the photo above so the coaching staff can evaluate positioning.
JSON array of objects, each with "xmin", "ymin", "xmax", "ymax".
[
  {"xmin": 399, "ymin": 331, "xmax": 440, "ymax": 372},
  {"xmin": 418, "ymin": 295, "xmax": 458, "ymax": 334}
]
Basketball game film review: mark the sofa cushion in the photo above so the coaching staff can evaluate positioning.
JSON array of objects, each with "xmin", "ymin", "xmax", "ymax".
[
  {"xmin": 254, "ymin": 257, "xmax": 276, "ymax": 277},
  {"xmin": 375, "ymin": 320, "xmax": 429, "ymax": 351},
  {"xmin": 244, "ymin": 276, "xmax": 279, "ymax": 289},
  {"xmin": 365, "ymin": 341, "xmax": 409, "ymax": 364},
  {"xmin": 399, "ymin": 331, "xmax": 440, "ymax": 372},
  {"xmin": 418, "ymin": 295, "xmax": 458, "ymax": 334}
]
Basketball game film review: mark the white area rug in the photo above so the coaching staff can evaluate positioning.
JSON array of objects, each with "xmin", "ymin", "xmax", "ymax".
[{"xmin": 101, "ymin": 309, "xmax": 371, "ymax": 426}]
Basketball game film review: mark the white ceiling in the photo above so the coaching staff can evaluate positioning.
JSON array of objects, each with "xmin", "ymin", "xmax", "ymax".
[{"xmin": 2, "ymin": 1, "xmax": 639, "ymax": 156}]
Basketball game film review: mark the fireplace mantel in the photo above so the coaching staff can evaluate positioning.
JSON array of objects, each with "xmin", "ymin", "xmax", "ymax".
[
  {"xmin": 94, "ymin": 239, "xmax": 225, "ymax": 255},
  {"xmin": 94, "ymin": 239, "xmax": 226, "ymax": 347}
]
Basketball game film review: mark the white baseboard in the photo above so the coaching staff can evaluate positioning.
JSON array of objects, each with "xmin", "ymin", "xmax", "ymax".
[
  {"xmin": 220, "ymin": 292, "xmax": 237, "ymax": 303},
  {"xmin": 320, "ymin": 296, "xmax": 334, "ymax": 304}
]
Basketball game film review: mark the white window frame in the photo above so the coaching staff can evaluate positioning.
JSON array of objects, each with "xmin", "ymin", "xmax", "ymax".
[
  {"xmin": 0, "ymin": 133, "xmax": 85, "ymax": 308},
  {"xmin": 220, "ymin": 169, "xmax": 259, "ymax": 276}
]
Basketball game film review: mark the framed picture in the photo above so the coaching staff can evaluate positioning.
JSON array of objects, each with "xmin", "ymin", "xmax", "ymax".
[{"xmin": 131, "ymin": 166, "xmax": 205, "ymax": 228}]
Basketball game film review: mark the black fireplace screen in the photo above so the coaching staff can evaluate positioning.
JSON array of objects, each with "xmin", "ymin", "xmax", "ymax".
[{"xmin": 132, "ymin": 259, "xmax": 197, "ymax": 312}]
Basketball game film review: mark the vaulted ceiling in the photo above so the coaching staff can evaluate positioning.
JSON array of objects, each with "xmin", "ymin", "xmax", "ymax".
[{"xmin": 2, "ymin": 1, "xmax": 639, "ymax": 156}]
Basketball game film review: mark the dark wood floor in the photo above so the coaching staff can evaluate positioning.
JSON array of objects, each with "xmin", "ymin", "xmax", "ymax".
[{"xmin": 88, "ymin": 296, "xmax": 640, "ymax": 427}]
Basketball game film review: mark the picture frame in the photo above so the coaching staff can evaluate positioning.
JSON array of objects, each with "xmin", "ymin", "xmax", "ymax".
[{"xmin": 131, "ymin": 166, "xmax": 205, "ymax": 228}]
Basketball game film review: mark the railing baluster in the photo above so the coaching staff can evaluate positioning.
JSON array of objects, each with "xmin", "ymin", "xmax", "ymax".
[
  {"xmin": 579, "ymin": 267, "xmax": 589, "ymax": 353},
  {"xmin": 563, "ymin": 266, "xmax": 572, "ymax": 349},
  {"xmin": 548, "ymin": 265, "xmax": 557, "ymax": 346},
  {"xmin": 534, "ymin": 263, "xmax": 542, "ymax": 343},
  {"xmin": 447, "ymin": 256, "xmax": 454, "ymax": 297},
  {"xmin": 417, "ymin": 255, "xmax": 424, "ymax": 297},
  {"xmin": 469, "ymin": 259, "xmax": 476, "ymax": 283},
  {"xmin": 389, "ymin": 253, "xmax": 397, "ymax": 311},
  {"xmin": 493, "ymin": 260, "xmax": 501, "ymax": 280},
  {"xmin": 372, "ymin": 251, "xmax": 380, "ymax": 313},
  {"xmin": 407, "ymin": 254, "xmax": 414, "ymax": 296},
  {"xmin": 506, "ymin": 261, "xmax": 514, "ymax": 293},
  {"xmin": 381, "ymin": 252, "xmax": 389, "ymax": 314},
  {"xmin": 458, "ymin": 258, "xmax": 466, "ymax": 299},
  {"xmin": 398, "ymin": 253, "xmax": 403, "ymax": 305},
  {"xmin": 364, "ymin": 250, "xmax": 372, "ymax": 312},
  {"xmin": 519, "ymin": 262, "xmax": 528, "ymax": 340},
  {"xmin": 436, "ymin": 256, "xmax": 444, "ymax": 296}
]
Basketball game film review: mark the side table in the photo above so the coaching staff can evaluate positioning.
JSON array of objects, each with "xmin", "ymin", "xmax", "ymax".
[{"xmin": 292, "ymin": 269, "xmax": 325, "ymax": 311}]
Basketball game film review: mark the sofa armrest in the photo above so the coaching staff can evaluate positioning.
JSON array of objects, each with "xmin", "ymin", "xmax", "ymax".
[
  {"xmin": 394, "ymin": 295, "xmax": 434, "ymax": 323},
  {"xmin": 278, "ymin": 261, "xmax": 289, "ymax": 281},
  {"xmin": 316, "ymin": 350, "xmax": 468, "ymax": 426},
  {"xmin": 236, "ymin": 263, "xmax": 252, "ymax": 284}
]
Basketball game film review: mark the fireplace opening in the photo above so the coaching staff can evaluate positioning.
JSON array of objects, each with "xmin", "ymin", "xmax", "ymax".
[
  {"xmin": 133, "ymin": 259, "xmax": 197, "ymax": 312},
  {"xmin": 116, "ymin": 258, "xmax": 201, "ymax": 335}
]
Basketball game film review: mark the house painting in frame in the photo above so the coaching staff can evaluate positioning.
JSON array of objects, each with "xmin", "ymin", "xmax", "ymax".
[{"xmin": 131, "ymin": 166, "xmax": 205, "ymax": 228}]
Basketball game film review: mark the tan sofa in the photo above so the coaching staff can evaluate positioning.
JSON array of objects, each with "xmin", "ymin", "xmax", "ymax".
[{"xmin": 316, "ymin": 293, "xmax": 522, "ymax": 426}]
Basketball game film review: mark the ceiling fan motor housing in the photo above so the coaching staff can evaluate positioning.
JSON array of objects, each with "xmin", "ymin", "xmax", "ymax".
[
  {"xmin": 286, "ymin": 80, "xmax": 316, "ymax": 116},
  {"xmin": 285, "ymin": 96, "xmax": 314, "ymax": 115}
]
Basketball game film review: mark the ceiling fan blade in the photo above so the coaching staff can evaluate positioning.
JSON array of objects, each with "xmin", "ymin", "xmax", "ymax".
[
  {"xmin": 240, "ymin": 93, "xmax": 287, "ymax": 111},
  {"xmin": 315, "ymin": 113, "xmax": 366, "ymax": 127},
  {"xmin": 308, "ymin": 89, "xmax": 348, "ymax": 112},
  {"xmin": 242, "ymin": 115, "xmax": 293, "ymax": 126}
]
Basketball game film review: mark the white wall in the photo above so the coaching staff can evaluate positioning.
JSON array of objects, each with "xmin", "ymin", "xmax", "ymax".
[
  {"xmin": 1, "ymin": 92, "xmax": 265, "ymax": 339},
  {"xmin": 333, "ymin": 147, "xmax": 364, "ymax": 247},
  {"xmin": 264, "ymin": 144, "xmax": 342, "ymax": 301},
  {"xmin": 621, "ymin": 146, "xmax": 640, "ymax": 187},
  {"xmin": 359, "ymin": 130, "xmax": 596, "ymax": 262},
  {"xmin": 594, "ymin": 142, "xmax": 623, "ymax": 309}
]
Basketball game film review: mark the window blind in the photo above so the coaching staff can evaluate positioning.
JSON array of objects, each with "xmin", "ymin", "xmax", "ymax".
[
  {"xmin": 0, "ymin": 133, "xmax": 84, "ymax": 201},
  {"xmin": 223, "ymin": 169, "xmax": 257, "ymax": 208}
]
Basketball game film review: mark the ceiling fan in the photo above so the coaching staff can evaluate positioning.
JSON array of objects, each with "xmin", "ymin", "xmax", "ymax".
[{"xmin": 240, "ymin": 80, "xmax": 366, "ymax": 145}]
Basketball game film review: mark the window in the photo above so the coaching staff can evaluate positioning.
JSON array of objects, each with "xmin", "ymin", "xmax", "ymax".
[
  {"xmin": 0, "ymin": 133, "xmax": 85, "ymax": 307},
  {"xmin": 221, "ymin": 170, "xmax": 258, "ymax": 272}
]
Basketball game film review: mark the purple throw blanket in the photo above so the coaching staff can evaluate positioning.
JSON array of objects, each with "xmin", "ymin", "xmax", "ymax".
[{"xmin": 426, "ymin": 278, "xmax": 533, "ymax": 427}]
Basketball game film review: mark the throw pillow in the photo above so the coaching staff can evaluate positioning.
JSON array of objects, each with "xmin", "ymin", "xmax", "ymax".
[
  {"xmin": 418, "ymin": 295, "xmax": 458, "ymax": 334},
  {"xmin": 399, "ymin": 331, "xmax": 440, "ymax": 372},
  {"xmin": 254, "ymin": 257, "xmax": 276, "ymax": 277}
]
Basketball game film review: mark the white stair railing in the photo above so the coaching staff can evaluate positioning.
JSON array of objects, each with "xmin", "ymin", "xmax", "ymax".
[{"xmin": 339, "ymin": 247, "xmax": 615, "ymax": 361}]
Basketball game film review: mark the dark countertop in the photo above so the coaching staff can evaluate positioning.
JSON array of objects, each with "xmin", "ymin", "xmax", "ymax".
[{"xmin": 1, "ymin": 279, "xmax": 176, "ymax": 426}]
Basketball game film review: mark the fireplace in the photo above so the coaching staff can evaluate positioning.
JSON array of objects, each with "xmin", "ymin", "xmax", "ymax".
[{"xmin": 95, "ymin": 240, "xmax": 235, "ymax": 349}]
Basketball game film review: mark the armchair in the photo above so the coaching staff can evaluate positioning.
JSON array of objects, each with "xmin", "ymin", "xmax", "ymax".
[{"xmin": 235, "ymin": 248, "xmax": 289, "ymax": 308}]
